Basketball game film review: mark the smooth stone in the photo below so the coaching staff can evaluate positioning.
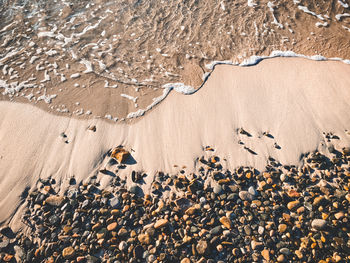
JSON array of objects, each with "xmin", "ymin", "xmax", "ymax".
[
  {"xmin": 311, "ymin": 219, "xmax": 327, "ymax": 230},
  {"xmin": 138, "ymin": 233, "xmax": 151, "ymax": 245},
  {"xmin": 280, "ymin": 247, "xmax": 291, "ymax": 255},
  {"xmin": 154, "ymin": 219, "xmax": 169, "ymax": 229},
  {"xmin": 118, "ymin": 241, "xmax": 127, "ymax": 251},
  {"xmin": 109, "ymin": 197, "xmax": 120, "ymax": 208},
  {"xmin": 62, "ymin": 246, "xmax": 75, "ymax": 259},
  {"xmin": 239, "ymin": 191, "xmax": 253, "ymax": 201},
  {"xmin": 45, "ymin": 196, "xmax": 64, "ymax": 207},
  {"xmin": 213, "ymin": 185, "xmax": 223, "ymax": 194},
  {"xmin": 210, "ymin": 226, "xmax": 222, "ymax": 236},
  {"xmin": 248, "ymin": 186, "xmax": 257, "ymax": 196}
]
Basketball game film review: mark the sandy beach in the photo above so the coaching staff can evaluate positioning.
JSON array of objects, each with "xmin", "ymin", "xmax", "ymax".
[{"xmin": 1, "ymin": 57, "xmax": 350, "ymax": 228}]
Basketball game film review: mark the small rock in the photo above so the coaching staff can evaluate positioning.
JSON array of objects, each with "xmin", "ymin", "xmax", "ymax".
[
  {"xmin": 277, "ymin": 254, "xmax": 285, "ymax": 262},
  {"xmin": 45, "ymin": 196, "xmax": 64, "ymax": 206},
  {"xmin": 180, "ymin": 258, "xmax": 191, "ymax": 263},
  {"xmin": 118, "ymin": 241, "xmax": 127, "ymax": 251},
  {"xmin": 154, "ymin": 219, "xmax": 169, "ymax": 229},
  {"xmin": 111, "ymin": 147, "xmax": 130, "ymax": 163},
  {"xmin": 278, "ymin": 224, "xmax": 287, "ymax": 233},
  {"xmin": 287, "ymin": 200, "xmax": 300, "ymax": 210},
  {"xmin": 62, "ymin": 246, "xmax": 75, "ymax": 259},
  {"xmin": 107, "ymin": 222, "xmax": 117, "ymax": 231},
  {"xmin": 239, "ymin": 191, "xmax": 253, "ymax": 201},
  {"xmin": 138, "ymin": 233, "xmax": 151, "ymax": 245},
  {"xmin": 219, "ymin": 216, "xmax": 232, "ymax": 229},
  {"xmin": 311, "ymin": 219, "xmax": 327, "ymax": 230},
  {"xmin": 196, "ymin": 240, "xmax": 208, "ymax": 255},
  {"xmin": 261, "ymin": 249, "xmax": 270, "ymax": 261}
]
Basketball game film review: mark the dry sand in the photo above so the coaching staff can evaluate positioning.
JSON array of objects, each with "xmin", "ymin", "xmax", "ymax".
[{"xmin": 1, "ymin": 57, "xmax": 350, "ymax": 230}]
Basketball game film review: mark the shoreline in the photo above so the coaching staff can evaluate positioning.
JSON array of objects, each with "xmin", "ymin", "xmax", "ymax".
[{"xmin": 1, "ymin": 57, "xmax": 350, "ymax": 230}]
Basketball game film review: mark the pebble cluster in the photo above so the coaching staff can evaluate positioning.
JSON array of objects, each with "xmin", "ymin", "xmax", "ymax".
[{"xmin": 1, "ymin": 147, "xmax": 350, "ymax": 263}]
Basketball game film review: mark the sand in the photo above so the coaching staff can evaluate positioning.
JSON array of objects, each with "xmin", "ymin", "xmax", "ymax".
[{"xmin": 1, "ymin": 57, "xmax": 350, "ymax": 230}]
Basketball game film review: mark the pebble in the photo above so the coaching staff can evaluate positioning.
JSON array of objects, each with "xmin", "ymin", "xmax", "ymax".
[
  {"xmin": 119, "ymin": 241, "xmax": 127, "ymax": 251},
  {"xmin": 239, "ymin": 191, "xmax": 254, "ymax": 201},
  {"xmin": 219, "ymin": 216, "xmax": 232, "ymax": 229},
  {"xmin": 154, "ymin": 219, "xmax": 169, "ymax": 229},
  {"xmin": 45, "ymin": 196, "xmax": 64, "ymax": 206},
  {"xmin": 62, "ymin": 246, "xmax": 75, "ymax": 259},
  {"xmin": 311, "ymin": 219, "xmax": 327, "ymax": 230},
  {"xmin": 196, "ymin": 240, "xmax": 208, "ymax": 255}
]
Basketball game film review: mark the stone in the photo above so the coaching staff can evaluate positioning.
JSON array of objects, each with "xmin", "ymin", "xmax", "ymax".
[
  {"xmin": 251, "ymin": 240, "xmax": 263, "ymax": 250},
  {"xmin": 3, "ymin": 254, "xmax": 14, "ymax": 262},
  {"xmin": 219, "ymin": 216, "xmax": 232, "ymax": 229},
  {"xmin": 311, "ymin": 219, "xmax": 327, "ymax": 230},
  {"xmin": 334, "ymin": 212, "xmax": 344, "ymax": 220},
  {"xmin": 210, "ymin": 226, "xmax": 222, "ymax": 236},
  {"xmin": 213, "ymin": 185, "xmax": 223, "ymax": 194},
  {"xmin": 261, "ymin": 249, "xmax": 270, "ymax": 261},
  {"xmin": 278, "ymin": 224, "xmax": 287, "ymax": 233},
  {"xmin": 130, "ymin": 185, "xmax": 143, "ymax": 196},
  {"xmin": 248, "ymin": 186, "xmax": 257, "ymax": 196},
  {"xmin": 313, "ymin": 196, "xmax": 324, "ymax": 206},
  {"xmin": 118, "ymin": 241, "xmax": 127, "ymax": 251},
  {"xmin": 244, "ymin": 225, "xmax": 252, "ymax": 235},
  {"xmin": 295, "ymin": 250, "xmax": 303, "ymax": 259},
  {"xmin": 277, "ymin": 254, "xmax": 285, "ymax": 262},
  {"xmin": 287, "ymin": 200, "xmax": 300, "ymax": 210},
  {"xmin": 138, "ymin": 233, "xmax": 151, "ymax": 245},
  {"xmin": 111, "ymin": 147, "xmax": 130, "ymax": 163},
  {"xmin": 63, "ymin": 225, "xmax": 72, "ymax": 234},
  {"xmin": 258, "ymin": 226, "xmax": 264, "ymax": 235},
  {"xmin": 92, "ymin": 222, "xmax": 102, "ymax": 231},
  {"xmin": 239, "ymin": 191, "xmax": 253, "ymax": 201},
  {"xmin": 107, "ymin": 222, "xmax": 117, "ymax": 231},
  {"xmin": 196, "ymin": 240, "xmax": 208, "ymax": 255},
  {"xmin": 45, "ymin": 196, "xmax": 64, "ymax": 206},
  {"xmin": 180, "ymin": 258, "xmax": 191, "ymax": 263},
  {"xmin": 154, "ymin": 219, "xmax": 169, "ymax": 229},
  {"xmin": 280, "ymin": 248, "xmax": 291, "ymax": 256},
  {"xmin": 62, "ymin": 246, "xmax": 75, "ymax": 259}
]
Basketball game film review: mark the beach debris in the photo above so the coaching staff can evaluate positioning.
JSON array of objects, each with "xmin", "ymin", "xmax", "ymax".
[
  {"xmin": 110, "ymin": 147, "xmax": 130, "ymax": 163},
  {"xmin": 87, "ymin": 125, "xmax": 96, "ymax": 132}
]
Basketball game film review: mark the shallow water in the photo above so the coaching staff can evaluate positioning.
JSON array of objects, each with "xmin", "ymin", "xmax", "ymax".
[{"xmin": 0, "ymin": 0, "xmax": 350, "ymax": 119}]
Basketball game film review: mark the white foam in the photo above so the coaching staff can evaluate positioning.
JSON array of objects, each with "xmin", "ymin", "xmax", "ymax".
[
  {"xmin": 315, "ymin": 22, "xmax": 329, "ymax": 27},
  {"xmin": 40, "ymin": 70, "xmax": 50, "ymax": 83},
  {"xmin": 104, "ymin": 80, "xmax": 118, "ymax": 88},
  {"xmin": 37, "ymin": 93, "xmax": 57, "ymax": 104},
  {"xmin": 80, "ymin": 59, "xmax": 93, "ymax": 73},
  {"xmin": 267, "ymin": 2, "xmax": 284, "ymax": 29},
  {"xmin": 343, "ymin": 25, "xmax": 350, "ymax": 32},
  {"xmin": 247, "ymin": 0, "xmax": 257, "ymax": 7},
  {"xmin": 298, "ymin": 5, "xmax": 325, "ymax": 20},
  {"xmin": 30, "ymin": 56, "xmax": 39, "ymax": 64},
  {"xmin": 162, "ymin": 83, "xmax": 197, "ymax": 95},
  {"xmin": 121, "ymin": 94, "xmax": 138, "ymax": 103},
  {"xmin": 338, "ymin": 0, "xmax": 349, "ymax": 8},
  {"xmin": 205, "ymin": 60, "xmax": 235, "ymax": 70},
  {"xmin": 127, "ymin": 109, "xmax": 146, "ymax": 118},
  {"xmin": 335, "ymin": 13, "xmax": 350, "ymax": 21},
  {"xmin": 45, "ymin": 49, "xmax": 58, "ymax": 56}
]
